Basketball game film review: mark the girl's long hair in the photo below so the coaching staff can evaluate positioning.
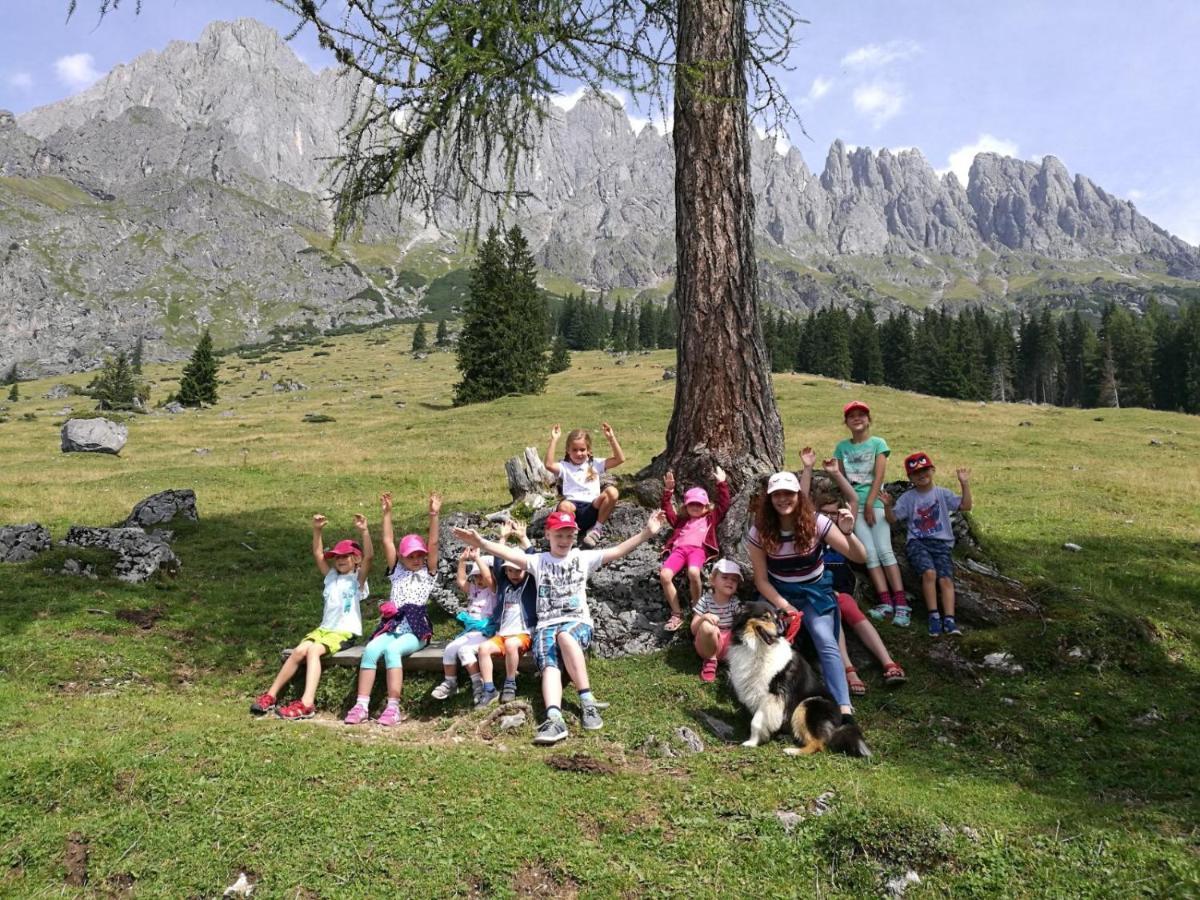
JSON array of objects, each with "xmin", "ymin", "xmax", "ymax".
[
  {"xmin": 563, "ymin": 428, "xmax": 597, "ymax": 481},
  {"xmin": 754, "ymin": 474, "xmax": 817, "ymax": 554}
]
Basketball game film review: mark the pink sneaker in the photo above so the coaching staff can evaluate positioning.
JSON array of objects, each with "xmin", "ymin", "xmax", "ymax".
[
  {"xmin": 700, "ymin": 658, "xmax": 719, "ymax": 682},
  {"xmin": 376, "ymin": 705, "xmax": 405, "ymax": 727},
  {"xmin": 343, "ymin": 705, "xmax": 369, "ymax": 725}
]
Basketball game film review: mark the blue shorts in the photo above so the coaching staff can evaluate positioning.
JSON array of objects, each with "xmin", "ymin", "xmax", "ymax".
[
  {"xmin": 570, "ymin": 499, "xmax": 600, "ymax": 533},
  {"xmin": 533, "ymin": 621, "xmax": 593, "ymax": 671},
  {"xmin": 907, "ymin": 538, "xmax": 955, "ymax": 579}
]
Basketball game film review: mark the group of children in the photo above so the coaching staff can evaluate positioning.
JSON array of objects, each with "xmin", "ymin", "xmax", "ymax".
[{"xmin": 251, "ymin": 411, "xmax": 975, "ymax": 744}]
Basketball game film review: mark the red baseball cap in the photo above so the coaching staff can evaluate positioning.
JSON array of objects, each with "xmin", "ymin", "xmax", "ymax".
[
  {"xmin": 323, "ymin": 539, "xmax": 363, "ymax": 559},
  {"xmin": 904, "ymin": 451, "xmax": 935, "ymax": 475},
  {"xmin": 843, "ymin": 400, "xmax": 871, "ymax": 418},
  {"xmin": 545, "ymin": 511, "xmax": 578, "ymax": 531}
]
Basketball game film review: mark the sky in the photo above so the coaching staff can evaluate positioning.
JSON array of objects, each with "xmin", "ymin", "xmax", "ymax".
[{"xmin": 1, "ymin": 0, "xmax": 1198, "ymax": 244}]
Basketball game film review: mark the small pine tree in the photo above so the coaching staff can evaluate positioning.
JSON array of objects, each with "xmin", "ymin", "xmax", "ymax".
[
  {"xmin": 91, "ymin": 351, "xmax": 140, "ymax": 410},
  {"xmin": 412, "ymin": 321, "xmax": 428, "ymax": 352},
  {"xmin": 435, "ymin": 318, "xmax": 450, "ymax": 347},
  {"xmin": 3, "ymin": 363, "xmax": 17, "ymax": 385},
  {"xmin": 7, "ymin": 382, "xmax": 17, "ymax": 402},
  {"xmin": 548, "ymin": 334, "xmax": 571, "ymax": 373},
  {"xmin": 131, "ymin": 336, "xmax": 145, "ymax": 375},
  {"xmin": 178, "ymin": 329, "xmax": 219, "ymax": 407}
]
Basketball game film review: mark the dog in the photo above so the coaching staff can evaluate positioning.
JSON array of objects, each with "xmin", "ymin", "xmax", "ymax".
[{"xmin": 725, "ymin": 599, "xmax": 870, "ymax": 757}]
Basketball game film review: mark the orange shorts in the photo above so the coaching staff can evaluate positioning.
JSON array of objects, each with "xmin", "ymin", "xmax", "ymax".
[{"xmin": 483, "ymin": 633, "xmax": 532, "ymax": 655}]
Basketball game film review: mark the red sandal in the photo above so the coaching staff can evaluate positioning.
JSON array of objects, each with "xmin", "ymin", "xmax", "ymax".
[
  {"xmin": 845, "ymin": 665, "xmax": 867, "ymax": 696},
  {"xmin": 882, "ymin": 662, "xmax": 908, "ymax": 686}
]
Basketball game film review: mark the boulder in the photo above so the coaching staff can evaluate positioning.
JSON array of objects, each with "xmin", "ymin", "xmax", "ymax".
[
  {"xmin": 61, "ymin": 417, "xmax": 128, "ymax": 455},
  {"xmin": 43, "ymin": 384, "xmax": 72, "ymax": 400},
  {"xmin": 61, "ymin": 526, "xmax": 180, "ymax": 582},
  {"xmin": 162, "ymin": 401, "xmax": 185, "ymax": 414},
  {"xmin": 0, "ymin": 524, "xmax": 52, "ymax": 562},
  {"xmin": 122, "ymin": 489, "xmax": 198, "ymax": 528}
]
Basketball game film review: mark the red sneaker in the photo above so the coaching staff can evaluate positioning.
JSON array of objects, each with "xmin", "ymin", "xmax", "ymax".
[
  {"xmin": 699, "ymin": 658, "xmax": 719, "ymax": 683},
  {"xmin": 276, "ymin": 700, "xmax": 315, "ymax": 720},
  {"xmin": 250, "ymin": 692, "xmax": 276, "ymax": 715}
]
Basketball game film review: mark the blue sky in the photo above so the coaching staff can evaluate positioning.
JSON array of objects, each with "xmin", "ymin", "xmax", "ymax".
[{"xmin": 2, "ymin": 0, "xmax": 1197, "ymax": 244}]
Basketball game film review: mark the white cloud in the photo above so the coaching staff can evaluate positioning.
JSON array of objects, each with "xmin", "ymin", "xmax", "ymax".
[
  {"xmin": 804, "ymin": 76, "xmax": 833, "ymax": 104},
  {"xmin": 841, "ymin": 40, "xmax": 921, "ymax": 69},
  {"xmin": 55, "ymin": 53, "xmax": 101, "ymax": 90},
  {"xmin": 941, "ymin": 134, "xmax": 1020, "ymax": 183},
  {"xmin": 1126, "ymin": 188, "xmax": 1145, "ymax": 202},
  {"xmin": 7, "ymin": 72, "xmax": 33, "ymax": 90},
  {"xmin": 551, "ymin": 86, "xmax": 671, "ymax": 135},
  {"xmin": 852, "ymin": 82, "xmax": 906, "ymax": 128}
]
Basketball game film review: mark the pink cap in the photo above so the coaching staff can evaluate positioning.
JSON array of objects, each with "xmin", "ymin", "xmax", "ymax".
[
  {"xmin": 398, "ymin": 534, "xmax": 428, "ymax": 557},
  {"xmin": 545, "ymin": 511, "xmax": 578, "ymax": 531},
  {"xmin": 323, "ymin": 539, "xmax": 363, "ymax": 560},
  {"xmin": 683, "ymin": 487, "xmax": 710, "ymax": 506}
]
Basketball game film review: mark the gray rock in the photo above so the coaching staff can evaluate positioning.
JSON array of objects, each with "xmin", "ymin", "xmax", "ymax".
[
  {"xmin": 192, "ymin": 447, "xmax": 210, "ymax": 455},
  {"xmin": 774, "ymin": 810, "xmax": 803, "ymax": 834},
  {"xmin": 885, "ymin": 870, "xmax": 921, "ymax": 897},
  {"xmin": 257, "ymin": 370, "xmax": 272, "ymax": 381},
  {"xmin": 61, "ymin": 525, "xmax": 180, "ymax": 582},
  {"xmin": 1063, "ymin": 542, "xmax": 1083, "ymax": 552},
  {"xmin": 662, "ymin": 368, "xmax": 676, "ymax": 381},
  {"xmin": 163, "ymin": 401, "xmax": 185, "ymax": 414},
  {"xmin": 59, "ymin": 558, "xmax": 98, "ymax": 579},
  {"xmin": 122, "ymin": 489, "xmax": 198, "ymax": 528},
  {"xmin": 498, "ymin": 711, "xmax": 526, "ymax": 731},
  {"xmin": 1132, "ymin": 707, "xmax": 1164, "ymax": 727},
  {"xmin": 673, "ymin": 726, "xmax": 705, "ymax": 754},
  {"xmin": 0, "ymin": 524, "xmax": 52, "ymax": 562},
  {"xmin": 61, "ymin": 417, "xmax": 127, "ymax": 455},
  {"xmin": 981, "ymin": 652, "xmax": 1024, "ymax": 675},
  {"xmin": 43, "ymin": 384, "xmax": 72, "ymax": 400},
  {"xmin": 273, "ymin": 379, "xmax": 307, "ymax": 393}
]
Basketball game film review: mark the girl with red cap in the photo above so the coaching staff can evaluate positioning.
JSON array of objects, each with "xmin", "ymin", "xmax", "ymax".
[
  {"xmin": 251, "ymin": 512, "xmax": 373, "ymax": 720},
  {"xmin": 658, "ymin": 466, "xmax": 731, "ymax": 631}
]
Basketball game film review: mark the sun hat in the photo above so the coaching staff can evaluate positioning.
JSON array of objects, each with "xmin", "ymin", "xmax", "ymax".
[
  {"xmin": 712, "ymin": 558, "xmax": 744, "ymax": 579},
  {"xmin": 843, "ymin": 400, "xmax": 871, "ymax": 418},
  {"xmin": 501, "ymin": 559, "xmax": 525, "ymax": 571},
  {"xmin": 467, "ymin": 561, "xmax": 481, "ymax": 577},
  {"xmin": 545, "ymin": 511, "xmax": 578, "ymax": 531},
  {"xmin": 904, "ymin": 451, "xmax": 935, "ymax": 475},
  {"xmin": 683, "ymin": 487, "xmax": 710, "ymax": 506},
  {"xmin": 323, "ymin": 539, "xmax": 363, "ymax": 560},
  {"xmin": 766, "ymin": 471, "xmax": 801, "ymax": 494},
  {"xmin": 398, "ymin": 534, "xmax": 428, "ymax": 557}
]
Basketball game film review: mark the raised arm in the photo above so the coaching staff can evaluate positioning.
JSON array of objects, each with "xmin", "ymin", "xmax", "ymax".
[
  {"xmin": 600, "ymin": 421, "xmax": 625, "ymax": 470},
  {"xmin": 380, "ymin": 492, "xmax": 397, "ymax": 570},
  {"xmin": 312, "ymin": 514, "xmax": 330, "ymax": 576},
  {"xmin": 599, "ymin": 510, "xmax": 666, "ymax": 566},
  {"xmin": 712, "ymin": 467, "xmax": 731, "ymax": 522},
  {"xmin": 823, "ymin": 458, "xmax": 860, "ymax": 518},
  {"xmin": 453, "ymin": 527, "xmax": 532, "ymax": 570},
  {"xmin": 957, "ymin": 468, "xmax": 973, "ymax": 512},
  {"xmin": 798, "ymin": 447, "xmax": 817, "ymax": 496},
  {"xmin": 426, "ymin": 492, "xmax": 442, "ymax": 574},
  {"xmin": 660, "ymin": 470, "xmax": 679, "ymax": 526},
  {"xmin": 354, "ymin": 513, "xmax": 373, "ymax": 589},
  {"xmin": 825, "ymin": 508, "xmax": 866, "ymax": 564},
  {"xmin": 544, "ymin": 424, "xmax": 562, "ymax": 475},
  {"xmin": 455, "ymin": 548, "xmax": 472, "ymax": 593}
]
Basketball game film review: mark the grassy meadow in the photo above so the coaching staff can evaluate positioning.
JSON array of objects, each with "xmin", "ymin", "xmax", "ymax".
[{"xmin": 0, "ymin": 326, "xmax": 1198, "ymax": 898}]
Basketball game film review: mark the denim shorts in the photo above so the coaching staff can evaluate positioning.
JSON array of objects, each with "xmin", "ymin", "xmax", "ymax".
[
  {"xmin": 533, "ymin": 621, "xmax": 593, "ymax": 671},
  {"xmin": 906, "ymin": 537, "xmax": 955, "ymax": 579}
]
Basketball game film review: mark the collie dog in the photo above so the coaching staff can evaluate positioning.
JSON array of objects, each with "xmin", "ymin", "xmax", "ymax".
[{"xmin": 725, "ymin": 600, "xmax": 871, "ymax": 757}]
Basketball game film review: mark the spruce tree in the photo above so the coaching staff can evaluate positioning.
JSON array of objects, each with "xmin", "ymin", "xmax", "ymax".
[
  {"xmin": 92, "ymin": 351, "xmax": 140, "ymax": 410},
  {"xmin": 3, "ymin": 364, "xmax": 16, "ymax": 385},
  {"xmin": 6, "ymin": 382, "xmax": 16, "ymax": 402},
  {"xmin": 435, "ymin": 317, "xmax": 450, "ymax": 347},
  {"xmin": 177, "ymin": 329, "xmax": 219, "ymax": 407},
  {"xmin": 131, "ymin": 336, "xmax": 145, "ymax": 375},
  {"xmin": 412, "ymin": 321, "xmax": 428, "ymax": 352},
  {"xmin": 548, "ymin": 334, "xmax": 572, "ymax": 374},
  {"xmin": 610, "ymin": 300, "xmax": 627, "ymax": 351},
  {"xmin": 638, "ymin": 300, "xmax": 658, "ymax": 349},
  {"xmin": 849, "ymin": 306, "xmax": 884, "ymax": 385}
]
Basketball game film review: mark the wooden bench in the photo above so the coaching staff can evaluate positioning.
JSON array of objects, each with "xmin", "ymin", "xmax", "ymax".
[{"xmin": 281, "ymin": 639, "xmax": 536, "ymax": 673}]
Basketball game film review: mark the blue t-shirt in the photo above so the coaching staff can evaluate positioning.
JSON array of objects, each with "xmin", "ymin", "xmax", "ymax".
[
  {"xmin": 834, "ymin": 436, "xmax": 890, "ymax": 510},
  {"xmin": 891, "ymin": 486, "xmax": 962, "ymax": 543}
]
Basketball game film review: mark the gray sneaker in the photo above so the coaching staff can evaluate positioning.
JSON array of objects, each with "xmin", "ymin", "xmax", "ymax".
[
  {"xmin": 533, "ymin": 717, "xmax": 569, "ymax": 745},
  {"xmin": 475, "ymin": 689, "xmax": 498, "ymax": 710},
  {"xmin": 471, "ymin": 683, "xmax": 484, "ymax": 706},
  {"xmin": 500, "ymin": 680, "xmax": 518, "ymax": 703},
  {"xmin": 580, "ymin": 703, "xmax": 604, "ymax": 731}
]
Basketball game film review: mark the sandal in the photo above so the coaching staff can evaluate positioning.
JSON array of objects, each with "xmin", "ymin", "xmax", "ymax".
[
  {"xmin": 882, "ymin": 662, "xmax": 908, "ymax": 686},
  {"xmin": 845, "ymin": 665, "xmax": 867, "ymax": 696},
  {"xmin": 664, "ymin": 613, "xmax": 683, "ymax": 632}
]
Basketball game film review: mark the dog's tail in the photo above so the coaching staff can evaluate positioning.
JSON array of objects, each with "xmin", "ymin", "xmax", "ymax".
[{"xmin": 791, "ymin": 698, "xmax": 872, "ymax": 758}]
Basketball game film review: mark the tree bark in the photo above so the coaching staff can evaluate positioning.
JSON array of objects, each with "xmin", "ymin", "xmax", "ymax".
[{"xmin": 641, "ymin": 0, "xmax": 783, "ymax": 515}]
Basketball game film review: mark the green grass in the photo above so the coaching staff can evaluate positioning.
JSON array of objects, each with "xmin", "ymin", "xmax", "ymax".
[
  {"xmin": 0, "ymin": 328, "xmax": 1198, "ymax": 897},
  {"xmin": 0, "ymin": 176, "xmax": 95, "ymax": 211}
]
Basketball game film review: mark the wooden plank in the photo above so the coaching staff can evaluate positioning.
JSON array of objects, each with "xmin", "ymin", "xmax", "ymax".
[{"xmin": 281, "ymin": 639, "xmax": 535, "ymax": 672}]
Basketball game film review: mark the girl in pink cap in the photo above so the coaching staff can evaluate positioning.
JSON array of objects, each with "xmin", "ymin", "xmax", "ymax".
[
  {"xmin": 658, "ymin": 466, "xmax": 730, "ymax": 631},
  {"xmin": 344, "ymin": 490, "xmax": 441, "ymax": 726},
  {"xmin": 251, "ymin": 512, "xmax": 372, "ymax": 720}
]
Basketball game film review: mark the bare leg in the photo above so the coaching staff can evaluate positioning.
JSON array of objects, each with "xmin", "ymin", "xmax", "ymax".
[
  {"xmin": 478, "ymin": 643, "xmax": 497, "ymax": 686},
  {"xmin": 557, "ymin": 633, "xmax": 590, "ymax": 694},
  {"xmin": 300, "ymin": 644, "xmax": 327, "ymax": 707},
  {"xmin": 385, "ymin": 666, "xmax": 404, "ymax": 700},
  {"xmin": 268, "ymin": 642, "xmax": 314, "ymax": 697},
  {"xmin": 694, "ymin": 620, "xmax": 720, "ymax": 659},
  {"xmin": 686, "ymin": 567, "xmax": 703, "ymax": 606},
  {"xmin": 356, "ymin": 664, "xmax": 380, "ymax": 697},
  {"xmin": 921, "ymin": 570, "xmax": 939, "ymax": 612},
  {"xmin": 851, "ymin": 619, "xmax": 897, "ymax": 668},
  {"xmin": 866, "ymin": 565, "xmax": 889, "ymax": 596},
  {"xmin": 442, "ymin": 664, "xmax": 456, "ymax": 679},
  {"xmin": 595, "ymin": 487, "xmax": 619, "ymax": 524},
  {"xmin": 659, "ymin": 567, "xmax": 681, "ymax": 616},
  {"xmin": 938, "ymin": 576, "xmax": 956, "ymax": 616},
  {"xmin": 542, "ymin": 666, "xmax": 563, "ymax": 711},
  {"xmin": 883, "ymin": 562, "xmax": 905, "ymax": 594},
  {"xmin": 557, "ymin": 500, "xmax": 577, "ymax": 515},
  {"xmin": 504, "ymin": 639, "xmax": 522, "ymax": 680}
]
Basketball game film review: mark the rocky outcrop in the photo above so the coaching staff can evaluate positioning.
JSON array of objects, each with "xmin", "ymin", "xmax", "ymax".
[
  {"xmin": 0, "ymin": 524, "xmax": 52, "ymax": 562},
  {"xmin": 61, "ymin": 418, "xmax": 128, "ymax": 455},
  {"xmin": 62, "ymin": 526, "xmax": 180, "ymax": 582},
  {"xmin": 122, "ymin": 489, "xmax": 198, "ymax": 529}
]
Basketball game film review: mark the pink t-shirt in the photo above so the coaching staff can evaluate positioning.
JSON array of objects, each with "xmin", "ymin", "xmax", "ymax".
[{"xmin": 673, "ymin": 515, "xmax": 709, "ymax": 549}]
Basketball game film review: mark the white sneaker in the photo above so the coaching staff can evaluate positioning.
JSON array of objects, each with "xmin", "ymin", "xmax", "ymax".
[{"xmin": 430, "ymin": 678, "xmax": 458, "ymax": 700}]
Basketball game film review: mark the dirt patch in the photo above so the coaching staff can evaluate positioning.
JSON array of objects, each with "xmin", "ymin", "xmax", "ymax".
[
  {"xmin": 512, "ymin": 861, "xmax": 579, "ymax": 899},
  {"xmin": 116, "ymin": 606, "xmax": 165, "ymax": 630},
  {"xmin": 64, "ymin": 832, "xmax": 88, "ymax": 887},
  {"xmin": 103, "ymin": 872, "xmax": 136, "ymax": 897},
  {"xmin": 545, "ymin": 753, "xmax": 617, "ymax": 775},
  {"xmin": 576, "ymin": 812, "xmax": 605, "ymax": 842}
]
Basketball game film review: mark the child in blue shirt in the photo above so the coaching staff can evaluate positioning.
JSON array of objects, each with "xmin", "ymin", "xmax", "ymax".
[{"xmin": 885, "ymin": 451, "xmax": 973, "ymax": 637}]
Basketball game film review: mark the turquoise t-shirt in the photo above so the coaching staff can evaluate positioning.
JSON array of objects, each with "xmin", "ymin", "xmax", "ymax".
[{"xmin": 834, "ymin": 435, "xmax": 890, "ymax": 509}]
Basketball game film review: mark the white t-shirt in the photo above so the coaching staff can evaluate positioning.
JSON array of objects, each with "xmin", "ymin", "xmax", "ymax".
[
  {"xmin": 464, "ymin": 582, "xmax": 498, "ymax": 620},
  {"xmin": 318, "ymin": 570, "xmax": 367, "ymax": 635},
  {"xmin": 526, "ymin": 548, "xmax": 605, "ymax": 628},
  {"xmin": 559, "ymin": 457, "xmax": 607, "ymax": 504},
  {"xmin": 388, "ymin": 566, "xmax": 436, "ymax": 605},
  {"xmin": 496, "ymin": 579, "xmax": 531, "ymax": 637}
]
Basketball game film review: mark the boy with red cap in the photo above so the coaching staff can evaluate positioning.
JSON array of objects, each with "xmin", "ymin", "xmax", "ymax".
[
  {"xmin": 453, "ymin": 507, "xmax": 667, "ymax": 744},
  {"xmin": 885, "ymin": 452, "xmax": 973, "ymax": 637},
  {"xmin": 251, "ymin": 511, "xmax": 373, "ymax": 719},
  {"xmin": 658, "ymin": 466, "xmax": 731, "ymax": 631}
]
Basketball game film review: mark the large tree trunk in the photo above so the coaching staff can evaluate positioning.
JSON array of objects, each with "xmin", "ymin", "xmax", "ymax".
[{"xmin": 638, "ymin": 0, "xmax": 784, "ymax": 544}]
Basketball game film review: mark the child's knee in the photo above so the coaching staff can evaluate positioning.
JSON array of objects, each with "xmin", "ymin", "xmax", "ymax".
[
  {"xmin": 306, "ymin": 643, "xmax": 327, "ymax": 659},
  {"xmin": 658, "ymin": 567, "xmax": 676, "ymax": 584},
  {"xmin": 686, "ymin": 566, "xmax": 702, "ymax": 581},
  {"xmin": 937, "ymin": 576, "xmax": 954, "ymax": 589},
  {"xmin": 557, "ymin": 499, "xmax": 576, "ymax": 514},
  {"xmin": 922, "ymin": 569, "xmax": 937, "ymax": 582}
]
